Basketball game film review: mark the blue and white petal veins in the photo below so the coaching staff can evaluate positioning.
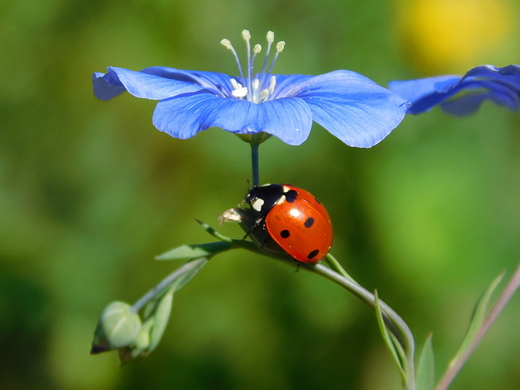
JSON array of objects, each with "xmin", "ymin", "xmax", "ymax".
[
  {"xmin": 388, "ymin": 65, "xmax": 520, "ymax": 116},
  {"xmin": 93, "ymin": 30, "xmax": 408, "ymax": 147}
]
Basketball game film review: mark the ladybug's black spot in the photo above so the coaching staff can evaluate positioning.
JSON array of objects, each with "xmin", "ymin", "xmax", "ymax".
[
  {"xmin": 285, "ymin": 189, "xmax": 298, "ymax": 203},
  {"xmin": 304, "ymin": 217, "xmax": 315, "ymax": 228},
  {"xmin": 307, "ymin": 249, "xmax": 319, "ymax": 260},
  {"xmin": 280, "ymin": 230, "xmax": 291, "ymax": 239}
]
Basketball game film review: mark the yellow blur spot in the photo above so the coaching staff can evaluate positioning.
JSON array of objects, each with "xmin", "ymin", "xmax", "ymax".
[{"xmin": 398, "ymin": 0, "xmax": 515, "ymax": 73}]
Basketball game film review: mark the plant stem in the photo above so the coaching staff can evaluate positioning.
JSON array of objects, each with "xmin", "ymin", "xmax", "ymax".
[
  {"xmin": 435, "ymin": 261, "xmax": 520, "ymax": 390},
  {"xmin": 199, "ymin": 224, "xmax": 417, "ymax": 388},
  {"xmin": 251, "ymin": 143, "xmax": 260, "ymax": 186},
  {"xmin": 308, "ymin": 262, "xmax": 416, "ymax": 390}
]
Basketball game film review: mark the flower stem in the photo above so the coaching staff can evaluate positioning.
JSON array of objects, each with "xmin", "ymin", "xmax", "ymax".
[
  {"xmin": 251, "ymin": 143, "xmax": 260, "ymax": 186},
  {"xmin": 435, "ymin": 261, "xmax": 520, "ymax": 390}
]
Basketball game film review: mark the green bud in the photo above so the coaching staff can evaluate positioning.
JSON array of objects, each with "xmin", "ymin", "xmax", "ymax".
[{"xmin": 91, "ymin": 301, "xmax": 142, "ymax": 354}]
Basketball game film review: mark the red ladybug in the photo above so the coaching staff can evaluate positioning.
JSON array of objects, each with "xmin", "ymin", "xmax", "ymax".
[{"xmin": 241, "ymin": 184, "xmax": 333, "ymax": 263}]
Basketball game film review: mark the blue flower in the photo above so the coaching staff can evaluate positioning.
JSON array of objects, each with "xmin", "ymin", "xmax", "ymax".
[
  {"xmin": 388, "ymin": 65, "xmax": 520, "ymax": 116},
  {"xmin": 93, "ymin": 30, "xmax": 408, "ymax": 147}
]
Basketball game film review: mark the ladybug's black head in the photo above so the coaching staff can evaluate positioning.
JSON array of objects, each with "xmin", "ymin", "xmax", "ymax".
[{"xmin": 243, "ymin": 184, "xmax": 285, "ymax": 215}]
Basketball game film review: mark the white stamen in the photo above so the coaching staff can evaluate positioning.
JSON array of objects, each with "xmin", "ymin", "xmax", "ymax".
[
  {"xmin": 267, "ymin": 41, "xmax": 285, "ymax": 75},
  {"xmin": 260, "ymin": 75, "xmax": 277, "ymax": 101},
  {"xmin": 230, "ymin": 78, "xmax": 242, "ymax": 90},
  {"xmin": 266, "ymin": 31, "xmax": 274, "ymax": 44},
  {"xmin": 242, "ymin": 29, "xmax": 251, "ymax": 41},
  {"xmin": 230, "ymin": 78, "xmax": 248, "ymax": 98},
  {"xmin": 261, "ymin": 32, "xmax": 275, "ymax": 75},
  {"xmin": 220, "ymin": 39, "xmax": 232, "ymax": 49},
  {"xmin": 242, "ymin": 30, "xmax": 253, "ymax": 99},
  {"xmin": 221, "ymin": 38, "xmax": 245, "ymax": 81},
  {"xmin": 232, "ymin": 88, "xmax": 248, "ymax": 98},
  {"xmin": 221, "ymin": 31, "xmax": 285, "ymax": 103},
  {"xmin": 251, "ymin": 44, "xmax": 261, "ymax": 73},
  {"xmin": 268, "ymin": 75, "xmax": 276, "ymax": 92},
  {"xmin": 259, "ymin": 89, "xmax": 269, "ymax": 101}
]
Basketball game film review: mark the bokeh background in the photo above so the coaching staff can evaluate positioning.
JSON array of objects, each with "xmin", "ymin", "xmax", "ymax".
[{"xmin": 1, "ymin": 0, "xmax": 520, "ymax": 389}]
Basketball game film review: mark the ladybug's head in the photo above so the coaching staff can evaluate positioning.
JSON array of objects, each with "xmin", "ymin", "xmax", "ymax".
[{"xmin": 243, "ymin": 184, "xmax": 285, "ymax": 214}]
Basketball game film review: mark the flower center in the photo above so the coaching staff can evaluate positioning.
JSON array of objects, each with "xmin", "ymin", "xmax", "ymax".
[{"xmin": 221, "ymin": 30, "xmax": 285, "ymax": 103}]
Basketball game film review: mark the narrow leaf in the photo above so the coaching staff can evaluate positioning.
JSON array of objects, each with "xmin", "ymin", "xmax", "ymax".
[
  {"xmin": 171, "ymin": 258, "xmax": 209, "ymax": 292},
  {"xmin": 148, "ymin": 285, "xmax": 175, "ymax": 353},
  {"xmin": 156, "ymin": 242, "xmax": 232, "ymax": 260},
  {"xmin": 449, "ymin": 272, "xmax": 505, "ymax": 367},
  {"xmin": 374, "ymin": 290, "xmax": 407, "ymax": 381},
  {"xmin": 416, "ymin": 334, "xmax": 435, "ymax": 390}
]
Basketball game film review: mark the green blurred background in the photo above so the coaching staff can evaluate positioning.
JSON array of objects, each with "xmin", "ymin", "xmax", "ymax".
[{"xmin": 1, "ymin": 0, "xmax": 520, "ymax": 389}]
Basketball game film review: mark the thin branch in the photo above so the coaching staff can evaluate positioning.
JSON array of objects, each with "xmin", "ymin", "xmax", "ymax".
[{"xmin": 436, "ymin": 261, "xmax": 520, "ymax": 390}]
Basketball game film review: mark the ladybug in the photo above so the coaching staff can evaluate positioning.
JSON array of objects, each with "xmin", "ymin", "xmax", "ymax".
[{"xmin": 241, "ymin": 184, "xmax": 333, "ymax": 263}]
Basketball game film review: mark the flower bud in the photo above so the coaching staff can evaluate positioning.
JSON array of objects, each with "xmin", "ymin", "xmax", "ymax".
[{"xmin": 91, "ymin": 301, "xmax": 142, "ymax": 354}]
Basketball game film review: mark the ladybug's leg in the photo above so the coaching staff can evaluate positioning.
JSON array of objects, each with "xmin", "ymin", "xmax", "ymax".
[{"xmin": 241, "ymin": 216, "xmax": 265, "ymax": 241}]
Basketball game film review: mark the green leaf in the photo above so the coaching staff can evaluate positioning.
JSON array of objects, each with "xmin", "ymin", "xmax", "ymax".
[
  {"xmin": 148, "ymin": 285, "xmax": 175, "ymax": 353},
  {"xmin": 374, "ymin": 290, "xmax": 407, "ymax": 381},
  {"xmin": 156, "ymin": 242, "xmax": 232, "ymax": 261},
  {"xmin": 170, "ymin": 258, "xmax": 208, "ymax": 292},
  {"xmin": 450, "ymin": 271, "xmax": 505, "ymax": 366},
  {"xmin": 416, "ymin": 334, "xmax": 435, "ymax": 390},
  {"xmin": 142, "ymin": 258, "xmax": 208, "ymax": 320}
]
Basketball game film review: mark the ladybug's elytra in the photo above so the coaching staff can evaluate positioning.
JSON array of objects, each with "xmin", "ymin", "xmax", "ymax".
[{"xmin": 242, "ymin": 184, "xmax": 333, "ymax": 263}]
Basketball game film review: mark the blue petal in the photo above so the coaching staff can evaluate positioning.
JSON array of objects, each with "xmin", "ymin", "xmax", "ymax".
[
  {"xmin": 140, "ymin": 67, "xmax": 236, "ymax": 96},
  {"xmin": 152, "ymin": 93, "xmax": 313, "ymax": 145},
  {"xmin": 94, "ymin": 67, "xmax": 206, "ymax": 101},
  {"xmin": 464, "ymin": 65, "xmax": 520, "ymax": 90},
  {"xmin": 446, "ymin": 79, "xmax": 520, "ymax": 114},
  {"xmin": 286, "ymin": 70, "xmax": 408, "ymax": 148},
  {"xmin": 388, "ymin": 75, "xmax": 461, "ymax": 111},
  {"xmin": 250, "ymin": 98, "xmax": 313, "ymax": 145},
  {"xmin": 92, "ymin": 72, "xmax": 127, "ymax": 101},
  {"xmin": 389, "ymin": 65, "xmax": 520, "ymax": 115},
  {"xmin": 270, "ymin": 74, "xmax": 314, "ymax": 98},
  {"xmin": 440, "ymin": 93, "xmax": 495, "ymax": 116}
]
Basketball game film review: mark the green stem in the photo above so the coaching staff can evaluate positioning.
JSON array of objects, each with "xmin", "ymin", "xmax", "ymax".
[
  {"xmin": 324, "ymin": 253, "xmax": 356, "ymax": 283},
  {"xmin": 198, "ymin": 224, "xmax": 416, "ymax": 389},
  {"xmin": 307, "ymin": 262, "xmax": 416, "ymax": 390},
  {"xmin": 251, "ymin": 143, "xmax": 260, "ymax": 186}
]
